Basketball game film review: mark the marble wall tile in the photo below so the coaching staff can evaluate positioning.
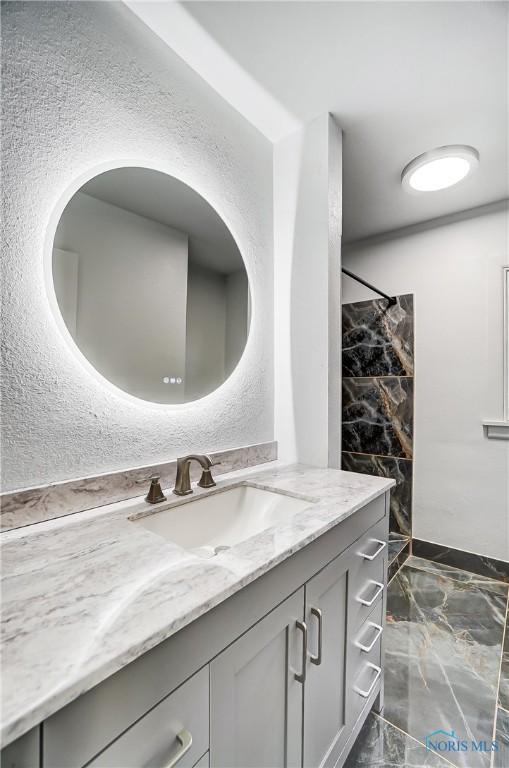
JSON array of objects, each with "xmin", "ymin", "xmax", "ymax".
[
  {"xmin": 494, "ymin": 708, "xmax": 509, "ymax": 768},
  {"xmin": 342, "ymin": 377, "xmax": 413, "ymax": 459},
  {"xmin": 344, "ymin": 712, "xmax": 451, "ymax": 767},
  {"xmin": 0, "ymin": 441, "xmax": 278, "ymax": 531},
  {"xmin": 341, "ymin": 452, "xmax": 412, "ymax": 536},
  {"xmin": 342, "ymin": 294, "xmax": 414, "ymax": 378},
  {"xmin": 384, "ymin": 564, "xmax": 506, "ymax": 767},
  {"xmin": 342, "ymin": 293, "xmax": 414, "ymax": 541},
  {"xmin": 412, "ymin": 539, "xmax": 509, "ymax": 585}
]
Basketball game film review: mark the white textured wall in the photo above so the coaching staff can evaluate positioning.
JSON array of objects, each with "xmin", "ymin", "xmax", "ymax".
[
  {"xmin": 342, "ymin": 204, "xmax": 509, "ymax": 561},
  {"xmin": 1, "ymin": 1, "xmax": 273, "ymax": 491},
  {"xmin": 274, "ymin": 114, "xmax": 342, "ymax": 467},
  {"xmin": 225, "ymin": 269, "xmax": 249, "ymax": 377}
]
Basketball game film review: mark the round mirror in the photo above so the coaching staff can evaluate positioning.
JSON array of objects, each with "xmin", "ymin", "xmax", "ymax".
[{"xmin": 52, "ymin": 167, "xmax": 251, "ymax": 403}]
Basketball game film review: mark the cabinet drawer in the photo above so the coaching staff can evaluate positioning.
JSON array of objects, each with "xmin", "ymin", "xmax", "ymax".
[
  {"xmin": 352, "ymin": 520, "xmax": 387, "ymax": 630},
  {"xmin": 350, "ymin": 599, "xmax": 384, "ymax": 673},
  {"xmin": 193, "ymin": 753, "xmax": 209, "ymax": 768},
  {"xmin": 88, "ymin": 667, "xmax": 209, "ymax": 768},
  {"xmin": 350, "ymin": 642, "xmax": 382, "ymax": 727}
]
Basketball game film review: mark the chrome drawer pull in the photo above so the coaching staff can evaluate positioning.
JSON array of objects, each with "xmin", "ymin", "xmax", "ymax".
[
  {"xmin": 358, "ymin": 539, "xmax": 386, "ymax": 561},
  {"xmin": 357, "ymin": 580, "xmax": 384, "ymax": 607},
  {"xmin": 354, "ymin": 663, "xmax": 382, "ymax": 699},
  {"xmin": 309, "ymin": 607, "xmax": 323, "ymax": 666},
  {"xmin": 355, "ymin": 622, "xmax": 383, "ymax": 653},
  {"xmin": 295, "ymin": 620, "xmax": 308, "ymax": 683},
  {"xmin": 164, "ymin": 729, "xmax": 193, "ymax": 768}
]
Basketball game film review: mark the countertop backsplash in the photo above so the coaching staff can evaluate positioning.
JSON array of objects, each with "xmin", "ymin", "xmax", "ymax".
[{"xmin": 0, "ymin": 441, "xmax": 277, "ymax": 532}]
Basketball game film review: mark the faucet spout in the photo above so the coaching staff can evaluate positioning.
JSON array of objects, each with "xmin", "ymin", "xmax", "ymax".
[{"xmin": 173, "ymin": 454, "xmax": 216, "ymax": 496}]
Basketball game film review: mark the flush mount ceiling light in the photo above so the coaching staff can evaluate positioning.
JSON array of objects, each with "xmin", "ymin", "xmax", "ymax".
[{"xmin": 401, "ymin": 145, "xmax": 479, "ymax": 193}]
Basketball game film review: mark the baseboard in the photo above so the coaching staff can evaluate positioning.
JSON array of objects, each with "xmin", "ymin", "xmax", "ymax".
[{"xmin": 412, "ymin": 538, "xmax": 509, "ymax": 584}]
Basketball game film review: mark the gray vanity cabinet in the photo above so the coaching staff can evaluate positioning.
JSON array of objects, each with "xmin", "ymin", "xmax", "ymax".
[
  {"xmin": 1, "ymin": 492, "xmax": 389, "ymax": 768},
  {"xmin": 303, "ymin": 551, "xmax": 352, "ymax": 768},
  {"xmin": 210, "ymin": 588, "xmax": 304, "ymax": 768},
  {"xmin": 209, "ymin": 526, "xmax": 386, "ymax": 768}
]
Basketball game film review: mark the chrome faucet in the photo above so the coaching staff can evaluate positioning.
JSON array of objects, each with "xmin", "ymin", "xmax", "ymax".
[{"xmin": 173, "ymin": 454, "xmax": 218, "ymax": 496}]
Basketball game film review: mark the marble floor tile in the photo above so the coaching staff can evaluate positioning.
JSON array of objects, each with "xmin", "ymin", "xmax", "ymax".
[
  {"xmin": 383, "ymin": 565, "xmax": 506, "ymax": 767},
  {"xmin": 344, "ymin": 712, "xmax": 451, "ymax": 767},
  {"xmin": 493, "ymin": 708, "xmax": 509, "ymax": 768},
  {"xmin": 406, "ymin": 556, "xmax": 509, "ymax": 597},
  {"xmin": 341, "ymin": 452, "xmax": 412, "ymax": 537},
  {"xmin": 342, "ymin": 294, "xmax": 414, "ymax": 378},
  {"xmin": 498, "ymin": 614, "xmax": 509, "ymax": 711},
  {"xmin": 342, "ymin": 377, "xmax": 413, "ymax": 459}
]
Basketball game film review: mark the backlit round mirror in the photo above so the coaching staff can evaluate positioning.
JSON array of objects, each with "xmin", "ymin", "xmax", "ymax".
[{"xmin": 52, "ymin": 167, "xmax": 251, "ymax": 403}]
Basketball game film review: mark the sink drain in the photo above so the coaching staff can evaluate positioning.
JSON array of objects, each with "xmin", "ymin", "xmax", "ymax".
[
  {"xmin": 213, "ymin": 545, "xmax": 231, "ymax": 555},
  {"xmin": 190, "ymin": 544, "xmax": 231, "ymax": 559}
]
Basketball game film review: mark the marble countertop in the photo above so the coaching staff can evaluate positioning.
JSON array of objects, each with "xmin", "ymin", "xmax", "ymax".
[{"xmin": 1, "ymin": 462, "xmax": 393, "ymax": 748}]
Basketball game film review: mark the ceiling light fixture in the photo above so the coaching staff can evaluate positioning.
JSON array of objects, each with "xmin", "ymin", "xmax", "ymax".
[{"xmin": 401, "ymin": 145, "xmax": 479, "ymax": 193}]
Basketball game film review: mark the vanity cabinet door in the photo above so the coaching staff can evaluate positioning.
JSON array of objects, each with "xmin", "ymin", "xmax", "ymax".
[
  {"xmin": 210, "ymin": 588, "xmax": 304, "ymax": 768},
  {"xmin": 0, "ymin": 728, "xmax": 40, "ymax": 768},
  {"xmin": 303, "ymin": 551, "xmax": 353, "ymax": 768}
]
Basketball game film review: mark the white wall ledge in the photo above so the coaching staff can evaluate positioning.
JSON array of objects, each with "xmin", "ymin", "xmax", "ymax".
[{"xmin": 482, "ymin": 421, "xmax": 509, "ymax": 440}]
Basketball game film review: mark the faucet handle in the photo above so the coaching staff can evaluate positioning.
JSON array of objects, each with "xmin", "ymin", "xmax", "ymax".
[
  {"xmin": 197, "ymin": 464, "xmax": 218, "ymax": 489},
  {"xmin": 145, "ymin": 475, "xmax": 167, "ymax": 504}
]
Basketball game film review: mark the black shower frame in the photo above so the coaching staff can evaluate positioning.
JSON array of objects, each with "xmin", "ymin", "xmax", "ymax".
[{"xmin": 341, "ymin": 267, "xmax": 397, "ymax": 306}]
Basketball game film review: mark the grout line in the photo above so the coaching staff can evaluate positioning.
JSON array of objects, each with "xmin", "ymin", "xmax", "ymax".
[
  {"xmin": 342, "ymin": 449, "xmax": 413, "ymax": 462},
  {"xmin": 374, "ymin": 713, "xmax": 457, "ymax": 767},
  {"xmin": 387, "ymin": 552, "xmax": 409, "ymax": 585},
  {"xmin": 388, "ymin": 541, "xmax": 410, "ymax": 565},
  {"xmin": 491, "ymin": 594, "xmax": 509, "ymax": 768}
]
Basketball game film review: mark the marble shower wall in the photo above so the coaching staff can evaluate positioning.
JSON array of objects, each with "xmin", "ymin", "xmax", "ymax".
[{"xmin": 341, "ymin": 294, "xmax": 414, "ymax": 536}]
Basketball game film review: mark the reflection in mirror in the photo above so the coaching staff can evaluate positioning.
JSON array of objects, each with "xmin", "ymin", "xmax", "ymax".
[{"xmin": 52, "ymin": 168, "xmax": 250, "ymax": 403}]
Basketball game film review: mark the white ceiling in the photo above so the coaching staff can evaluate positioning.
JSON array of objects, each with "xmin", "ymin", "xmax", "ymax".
[
  {"xmin": 82, "ymin": 167, "xmax": 244, "ymax": 274},
  {"xmin": 128, "ymin": 1, "xmax": 509, "ymax": 242}
]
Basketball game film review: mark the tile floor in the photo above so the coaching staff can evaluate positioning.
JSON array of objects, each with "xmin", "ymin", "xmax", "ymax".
[{"xmin": 346, "ymin": 555, "xmax": 509, "ymax": 768}]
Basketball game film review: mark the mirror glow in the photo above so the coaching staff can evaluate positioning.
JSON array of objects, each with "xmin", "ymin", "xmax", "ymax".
[{"xmin": 52, "ymin": 167, "xmax": 250, "ymax": 404}]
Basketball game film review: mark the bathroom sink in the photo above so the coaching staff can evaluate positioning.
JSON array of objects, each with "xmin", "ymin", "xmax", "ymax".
[{"xmin": 132, "ymin": 485, "xmax": 312, "ymax": 556}]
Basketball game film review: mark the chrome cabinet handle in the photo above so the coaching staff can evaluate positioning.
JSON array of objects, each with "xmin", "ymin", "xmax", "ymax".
[
  {"xmin": 358, "ymin": 539, "xmax": 386, "ymax": 561},
  {"xmin": 356, "ymin": 580, "xmax": 384, "ymax": 607},
  {"xmin": 309, "ymin": 607, "xmax": 323, "ymax": 666},
  {"xmin": 355, "ymin": 622, "xmax": 383, "ymax": 653},
  {"xmin": 354, "ymin": 663, "xmax": 382, "ymax": 699},
  {"xmin": 295, "ymin": 620, "xmax": 308, "ymax": 683},
  {"xmin": 164, "ymin": 729, "xmax": 193, "ymax": 768}
]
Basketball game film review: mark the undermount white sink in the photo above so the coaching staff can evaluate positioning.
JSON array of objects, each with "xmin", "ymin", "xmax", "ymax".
[{"xmin": 133, "ymin": 485, "xmax": 312, "ymax": 556}]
